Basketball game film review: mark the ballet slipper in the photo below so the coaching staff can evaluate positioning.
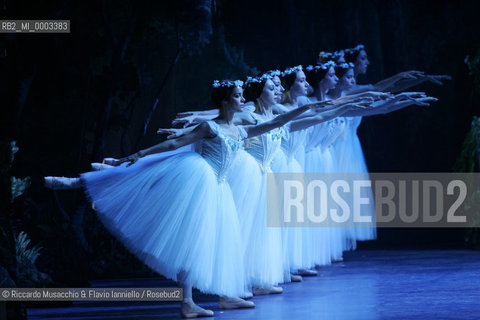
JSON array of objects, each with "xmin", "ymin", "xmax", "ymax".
[
  {"xmin": 290, "ymin": 274, "xmax": 303, "ymax": 282},
  {"xmin": 332, "ymin": 256, "xmax": 344, "ymax": 263},
  {"xmin": 219, "ymin": 297, "xmax": 255, "ymax": 309},
  {"xmin": 181, "ymin": 298, "xmax": 214, "ymax": 318},
  {"xmin": 102, "ymin": 158, "xmax": 120, "ymax": 166},
  {"xmin": 241, "ymin": 292, "xmax": 253, "ymax": 299},
  {"xmin": 252, "ymin": 286, "xmax": 283, "ymax": 295},
  {"xmin": 44, "ymin": 176, "xmax": 81, "ymax": 190},
  {"xmin": 297, "ymin": 269, "xmax": 318, "ymax": 276},
  {"xmin": 91, "ymin": 162, "xmax": 113, "ymax": 171}
]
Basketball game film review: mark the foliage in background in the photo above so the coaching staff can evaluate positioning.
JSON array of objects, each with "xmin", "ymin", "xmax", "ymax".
[{"xmin": 459, "ymin": 50, "xmax": 480, "ymax": 249}]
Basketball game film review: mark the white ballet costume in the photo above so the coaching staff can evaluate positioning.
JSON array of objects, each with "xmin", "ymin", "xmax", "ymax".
[
  {"xmin": 271, "ymin": 124, "xmax": 315, "ymax": 272},
  {"xmin": 81, "ymin": 120, "xmax": 249, "ymax": 297},
  {"xmin": 318, "ymin": 117, "xmax": 357, "ymax": 259},
  {"xmin": 228, "ymin": 111, "xmax": 285, "ymax": 288},
  {"xmin": 332, "ymin": 116, "xmax": 377, "ymax": 241}
]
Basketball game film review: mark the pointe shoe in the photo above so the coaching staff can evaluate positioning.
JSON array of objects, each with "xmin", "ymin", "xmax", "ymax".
[
  {"xmin": 290, "ymin": 274, "xmax": 303, "ymax": 282},
  {"xmin": 44, "ymin": 176, "xmax": 81, "ymax": 190},
  {"xmin": 252, "ymin": 286, "xmax": 283, "ymax": 296},
  {"xmin": 332, "ymin": 256, "xmax": 344, "ymax": 263},
  {"xmin": 91, "ymin": 162, "xmax": 113, "ymax": 171},
  {"xmin": 241, "ymin": 291, "xmax": 253, "ymax": 299},
  {"xmin": 103, "ymin": 158, "xmax": 119, "ymax": 166},
  {"xmin": 181, "ymin": 299, "xmax": 214, "ymax": 318},
  {"xmin": 298, "ymin": 269, "xmax": 318, "ymax": 276},
  {"xmin": 219, "ymin": 297, "xmax": 255, "ymax": 309}
]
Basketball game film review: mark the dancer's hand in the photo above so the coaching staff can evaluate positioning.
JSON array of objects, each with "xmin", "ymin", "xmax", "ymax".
[
  {"xmin": 398, "ymin": 70, "xmax": 425, "ymax": 79},
  {"xmin": 157, "ymin": 128, "xmax": 185, "ymax": 139},
  {"xmin": 394, "ymin": 92, "xmax": 427, "ymax": 100},
  {"xmin": 116, "ymin": 152, "xmax": 142, "ymax": 167},
  {"xmin": 413, "ymin": 96, "xmax": 438, "ymax": 107},
  {"xmin": 424, "ymin": 74, "xmax": 452, "ymax": 85},
  {"xmin": 175, "ymin": 111, "xmax": 194, "ymax": 118},
  {"xmin": 172, "ymin": 115, "xmax": 198, "ymax": 127}
]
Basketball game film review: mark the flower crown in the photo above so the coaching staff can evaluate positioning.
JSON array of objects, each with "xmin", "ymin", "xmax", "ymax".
[
  {"xmin": 344, "ymin": 44, "xmax": 365, "ymax": 54},
  {"xmin": 316, "ymin": 60, "xmax": 336, "ymax": 70},
  {"xmin": 265, "ymin": 69, "xmax": 282, "ymax": 77},
  {"xmin": 336, "ymin": 62, "xmax": 355, "ymax": 69},
  {"xmin": 282, "ymin": 65, "xmax": 303, "ymax": 77},
  {"xmin": 212, "ymin": 79, "xmax": 244, "ymax": 88},
  {"xmin": 245, "ymin": 73, "xmax": 273, "ymax": 86},
  {"xmin": 318, "ymin": 51, "xmax": 334, "ymax": 60},
  {"xmin": 318, "ymin": 50, "xmax": 345, "ymax": 61}
]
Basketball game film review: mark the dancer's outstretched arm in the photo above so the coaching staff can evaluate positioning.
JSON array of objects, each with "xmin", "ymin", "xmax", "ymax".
[
  {"xmin": 387, "ymin": 74, "xmax": 451, "ymax": 93},
  {"xmin": 294, "ymin": 91, "xmax": 391, "ymax": 120},
  {"xmin": 289, "ymin": 103, "xmax": 369, "ymax": 132},
  {"xmin": 118, "ymin": 122, "xmax": 213, "ymax": 166},
  {"xmin": 158, "ymin": 111, "xmax": 257, "ymax": 140},
  {"xmin": 345, "ymin": 93, "xmax": 437, "ymax": 117},
  {"xmin": 373, "ymin": 71, "xmax": 425, "ymax": 92},
  {"xmin": 243, "ymin": 103, "xmax": 320, "ymax": 138},
  {"xmin": 172, "ymin": 109, "xmax": 220, "ymax": 127}
]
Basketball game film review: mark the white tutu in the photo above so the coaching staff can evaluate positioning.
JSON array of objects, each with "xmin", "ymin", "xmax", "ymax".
[
  {"xmin": 81, "ymin": 121, "xmax": 249, "ymax": 297},
  {"xmin": 272, "ymin": 127, "xmax": 315, "ymax": 272},
  {"xmin": 304, "ymin": 122, "xmax": 333, "ymax": 266},
  {"xmin": 333, "ymin": 116, "xmax": 377, "ymax": 241},
  {"xmin": 229, "ymin": 112, "xmax": 285, "ymax": 288},
  {"xmin": 319, "ymin": 118, "xmax": 357, "ymax": 260}
]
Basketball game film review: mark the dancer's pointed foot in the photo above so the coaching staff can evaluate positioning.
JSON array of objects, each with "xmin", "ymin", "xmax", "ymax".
[
  {"xmin": 252, "ymin": 286, "xmax": 283, "ymax": 295},
  {"xmin": 103, "ymin": 158, "xmax": 120, "ymax": 166},
  {"xmin": 91, "ymin": 162, "xmax": 113, "ymax": 171},
  {"xmin": 181, "ymin": 298, "xmax": 213, "ymax": 318},
  {"xmin": 219, "ymin": 297, "xmax": 255, "ymax": 309},
  {"xmin": 290, "ymin": 274, "xmax": 303, "ymax": 282},
  {"xmin": 241, "ymin": 291, "xmax": 253, "ymax": 299},
  {"xmin": 298, "ymin": 268, "xmax": 318, "ymax": 276},
  {"xmin": 44, "ymin": 176, "xmax": 81, "ymax": 190}
]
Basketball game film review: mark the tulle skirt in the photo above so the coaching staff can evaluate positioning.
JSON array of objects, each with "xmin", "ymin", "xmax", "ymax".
[
  {"xmin": 333, "ymin": 133, "xmax": 377, "ymax": 241},
  {"xmin": 271, "ymin": 150, "xmax": 315, "ymax": 273},
  {"xmin": 304, "ymin": 147, "xmax": 332, "ymax": 266},
  {"xmin": 81, "ymin": 152, "xmax": 248, "ymax": 297},
  {"xmin": 228, "ymin": 150, "xmax": 285, "ymax": 288}
]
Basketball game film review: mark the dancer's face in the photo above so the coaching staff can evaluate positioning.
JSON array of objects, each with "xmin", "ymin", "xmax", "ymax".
[
  {"xmin": 356, "ymin": 50, "xmax": 369, "ymax": 74},
  {"xmin": 321, "ymin": 66, "xmax": 338, "ymax": 90},
  {"xmin": 260, "ymin": 79, "xmax": 276, "ymax": 107},
  {"xmin": 339, "ymin": 69, "xmax": 356, "ymax": 91},
  {"xmin": 227, "ymin": 86, "xmax": 245, "ymax": 112},
  {"xmin": 291, "ymin": 71, "xmax": 309, "ymax": 96},
  {"xmin": 272, "ymin": 76, "xmax": 285, "ymax": 103}
]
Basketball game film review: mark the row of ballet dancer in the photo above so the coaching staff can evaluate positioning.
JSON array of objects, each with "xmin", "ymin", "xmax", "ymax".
[{"xmin": 45, "ymin": 44, "xmax": 449, "ymax": 318}]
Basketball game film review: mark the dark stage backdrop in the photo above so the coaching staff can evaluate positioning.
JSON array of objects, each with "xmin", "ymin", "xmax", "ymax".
[{"xmin": 1, "ymin": 0, "xmax": 479, "ymax": 284}]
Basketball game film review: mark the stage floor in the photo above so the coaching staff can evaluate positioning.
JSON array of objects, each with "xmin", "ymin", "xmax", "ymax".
[{"xmin": 27, "ymin": 250, "xmax": 480, "ymax": 319}]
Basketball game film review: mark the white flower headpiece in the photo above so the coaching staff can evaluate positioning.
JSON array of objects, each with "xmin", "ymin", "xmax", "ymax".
[
  {"xmin": 318, "ymin": 50, "xmax": 344, "ymax": 62},
  {"xmin": 212, "ymin": 79, "xmax": 244, "ymax": 88},
  {"xmin": 265, "ymin": 69, "xmax": 282, "ymax": 77},
  {"xmin": 245, "ymin": 73, "xmax": 274, "ymax": 86},
  {"xmin": 318, "ymin": 51, "xmax": 334, "ymax": 60},
  {"xmin": 282, "ymin": 65, "xmax": 303, "ymax": 77},
  {"xmin": 344, "ymin": 44, "xmax": 365, "ymax": 54},
  {"xmin": 316, "ymin": 60, "xmax": 336, "ymax": 70},
  {"xmin": 336, "ymin": 62, "xmax": 355, "ymax": 69}
]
